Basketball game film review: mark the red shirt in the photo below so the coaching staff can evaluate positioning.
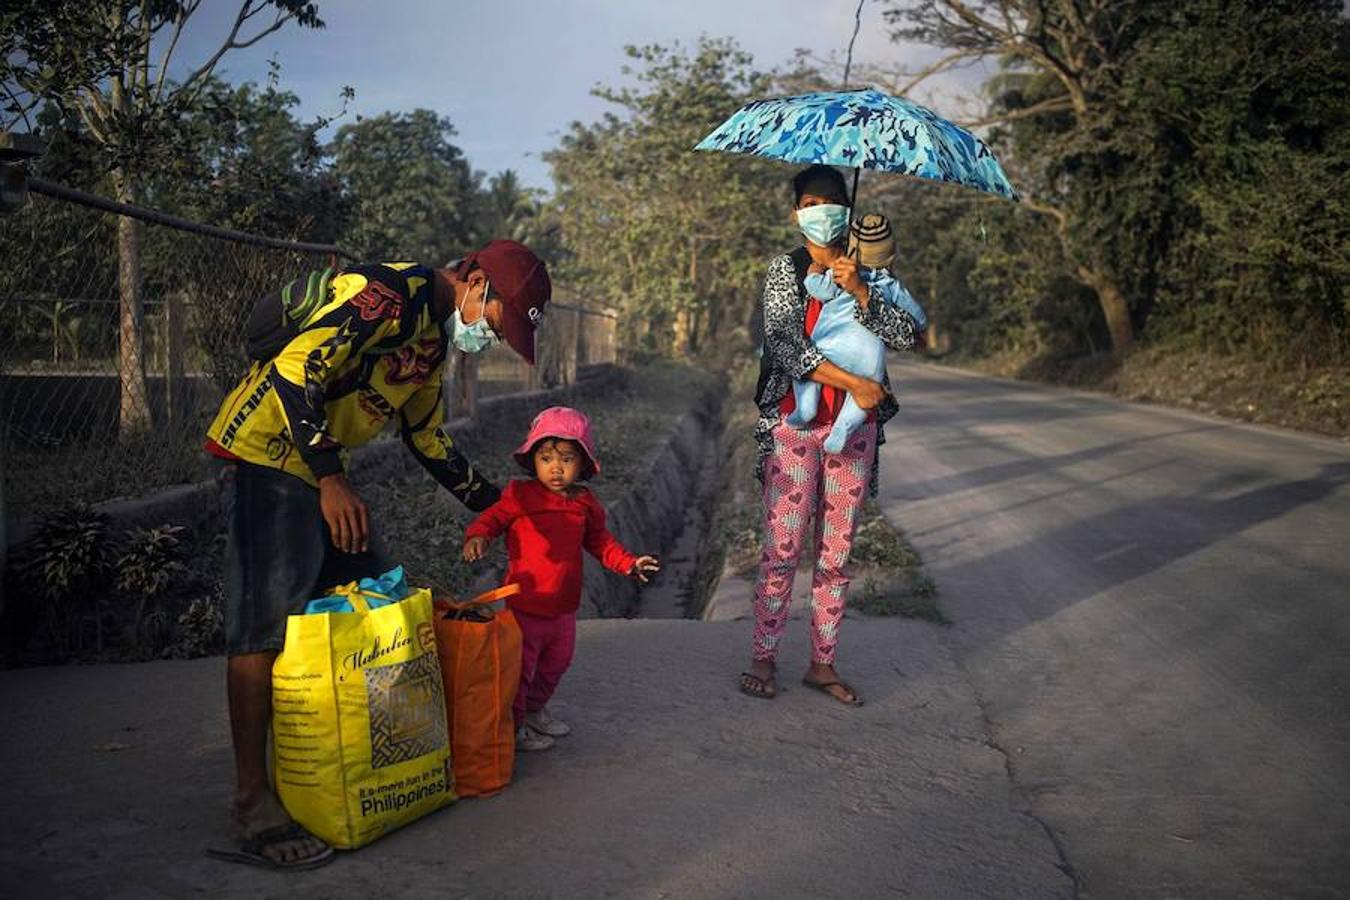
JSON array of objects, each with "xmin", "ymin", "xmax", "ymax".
[{"xmin": 464, "ymin": 479, "xmax": 638, "ymax": 618}]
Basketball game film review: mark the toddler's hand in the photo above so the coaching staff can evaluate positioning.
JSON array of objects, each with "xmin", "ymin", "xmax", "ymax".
[
  {"xmin": 462, "ymin": 536, "xmax": 489, "ymax": 562},
  {"xmin": 630, "ymin": 556, "xmax": 661, "ymax": 583}
]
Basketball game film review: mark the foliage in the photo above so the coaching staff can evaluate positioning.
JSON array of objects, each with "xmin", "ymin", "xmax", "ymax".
[
  {"xmin": 115, "ymin": 525, "xmax": 188, "ymax": 598},
  {"xmin": 163, "ymin": 590, "xmax": 225, "ymax": 659},
  {"xmin": 544, "ymin": 38, "xmax": 794, "ymax": 356},
  {"xmin": 330, "ymin": 109, "xmax": 484, "ymax": 263},
  {"xmin": 7, "ymin": 504, "xmax": 112, "ymax": 652},
  {"xmin": 876, "ymin": 0, "xmax": 1347, "ymax": 370}
]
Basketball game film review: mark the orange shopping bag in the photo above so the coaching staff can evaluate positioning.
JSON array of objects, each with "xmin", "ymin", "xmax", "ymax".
[{"xmin": 432, "ymin": 584, "xmax": 523, "ymax": 797}]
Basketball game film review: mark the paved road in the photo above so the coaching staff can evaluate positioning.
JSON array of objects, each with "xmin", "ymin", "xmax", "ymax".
[
  {"xmin": 0, "ymin": 616, "xmax": 1070, "ymax": 899},
  {"xmin": 879, "ymin": 361, "xmax": 1350, "ymax": 899}
]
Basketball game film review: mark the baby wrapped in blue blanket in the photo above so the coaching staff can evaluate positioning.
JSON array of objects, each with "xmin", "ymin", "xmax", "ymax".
[{"xmin": 787, "ymin": 214, "xmax": 927, "ymax": 454}]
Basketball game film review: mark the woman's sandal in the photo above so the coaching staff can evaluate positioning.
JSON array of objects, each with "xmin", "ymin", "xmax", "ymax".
[
  {"xmin": 802, "ymin": 677, "xmax": 864, "ymax": 707},
  {"xmin": 739, "ymin": 671, "xmax": 778, "ymax": 699}
]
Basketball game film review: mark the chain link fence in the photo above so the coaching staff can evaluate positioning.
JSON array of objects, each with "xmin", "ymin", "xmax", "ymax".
[
  {"xmin": 477, "ymin": 297, "xmax": 618, "ymax": 397},
  {"xmin": 0, "ymin": 181, "xmax": 616, "ymax": 527}
]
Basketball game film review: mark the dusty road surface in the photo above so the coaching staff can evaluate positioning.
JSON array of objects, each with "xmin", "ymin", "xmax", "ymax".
[
  {"xmin": 0, "ymin": 616, "xmax": 1071, "ymax": 899},
  {"xmin": 879, "ymin": 360, "xmax": 1350, "ymax": 899}
]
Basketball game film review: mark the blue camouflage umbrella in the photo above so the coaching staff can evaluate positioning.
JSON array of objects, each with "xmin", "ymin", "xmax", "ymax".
[{"xmin": 694, "ymin": 87, "xmax": 1018, "ymax": 203}]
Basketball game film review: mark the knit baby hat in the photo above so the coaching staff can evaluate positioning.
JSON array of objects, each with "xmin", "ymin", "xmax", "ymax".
[{"xmin": 847, "ymin": 213, "xmax": 896, "ymax": 269}]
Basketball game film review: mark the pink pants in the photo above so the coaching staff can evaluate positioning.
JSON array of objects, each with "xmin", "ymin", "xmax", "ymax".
[
  {"xmin": 752, "ymin": 416, "xmax": 876, "ymax": 666},
  {"xmin": 513, "ymin": 609, "xmax": 577, "ymax": 725}
]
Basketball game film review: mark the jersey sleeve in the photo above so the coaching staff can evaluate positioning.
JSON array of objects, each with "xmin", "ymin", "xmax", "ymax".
[{"xmin": 399, "ymin": 368, "xmax": 501, "ymax": 512}]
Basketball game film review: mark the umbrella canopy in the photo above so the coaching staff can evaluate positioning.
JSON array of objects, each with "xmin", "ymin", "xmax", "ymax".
[{"xmin": 694, "ymin": 87, "xmax": 1018, "ymax": 202}]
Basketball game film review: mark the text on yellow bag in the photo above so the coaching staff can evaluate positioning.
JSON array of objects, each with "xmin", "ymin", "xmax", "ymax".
[{"xmin": 273, "ymin": 584, "xmax": 454, "ymax": 849}]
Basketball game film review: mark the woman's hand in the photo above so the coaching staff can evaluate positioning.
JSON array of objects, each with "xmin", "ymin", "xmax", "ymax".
[
  {"xmin": 831, "ymin": 255, "xmax": 869, "ymax": 306},
  {"xmin": 630, "ymin": 556, "xmax": 661, "ymax": 583},
  {"xmin": 462, "ymin": 536, "xmax": 489, "ymax": 562},
  {"xmin": 319, "ymin": 474, "xmax": 369, "ymax": 554},
  {"xmin": 848, "ymin": 377, "xmax": 888, "ymax": 411}
]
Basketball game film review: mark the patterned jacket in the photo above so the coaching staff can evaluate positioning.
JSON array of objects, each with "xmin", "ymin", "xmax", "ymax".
[{"xmin": 754, "ymin": 250, "xmax": 917, "ymax": 495}]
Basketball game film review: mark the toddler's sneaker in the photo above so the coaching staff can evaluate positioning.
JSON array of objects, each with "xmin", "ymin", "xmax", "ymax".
[
  {"xmin": 525, "ymin": 707, "xmax": 572, "ymax": 737},
  {"xmin": 515, "ymin": 724, "xmax": 555, "ymax": 751}
]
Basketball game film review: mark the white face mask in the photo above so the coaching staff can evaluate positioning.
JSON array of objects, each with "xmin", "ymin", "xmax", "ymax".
[{"xmin": 451, "ymin": 278, "xmax": 500, "ymax": 354}]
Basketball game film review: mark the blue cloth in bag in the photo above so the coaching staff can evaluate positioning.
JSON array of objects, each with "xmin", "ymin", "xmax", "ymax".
[{"xmin": 304, "ymin": 565, "xmax": 411, "ymax": 614}]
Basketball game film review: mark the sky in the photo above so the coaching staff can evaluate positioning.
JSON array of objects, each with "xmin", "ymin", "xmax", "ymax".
[{"xmin": 166, "ymin": 0, "xmax": 989, "ymax": 191}]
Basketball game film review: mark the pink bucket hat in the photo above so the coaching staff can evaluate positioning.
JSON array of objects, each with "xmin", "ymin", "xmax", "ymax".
[{"xmin": 513, "ymin": 406, "xmax": 601, "ymax": 477}]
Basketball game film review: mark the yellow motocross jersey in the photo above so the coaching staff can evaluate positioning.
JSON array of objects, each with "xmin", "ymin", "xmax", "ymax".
[{"xmin": 205, "ymin": 262, "xmax": 498, "ymax": 510}]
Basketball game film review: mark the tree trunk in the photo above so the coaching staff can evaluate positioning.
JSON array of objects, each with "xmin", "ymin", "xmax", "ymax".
[
  {"xmin": 114, "ymin": 171, "xmax": 152, "ymax": 434},
  {"xmin": 1076, "ymin": 264, "xmax": 1134, "ymax": 353}
]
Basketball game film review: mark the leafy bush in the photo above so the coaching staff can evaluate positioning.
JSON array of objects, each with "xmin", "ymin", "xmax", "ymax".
[
  {"xmin": 164, "ymin": 589, "xmax": 225, "ymax": 659},
  {"xmin": 9, "ymin": 504, "xmax": 112, "ymax": 652},
  {"xmin": 116, "ymin": 525, "xmax": 189, "ymax": 650}
]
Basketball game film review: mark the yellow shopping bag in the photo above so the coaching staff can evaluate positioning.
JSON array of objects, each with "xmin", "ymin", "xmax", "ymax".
[{"xmin": 272, "ymin": 583, "xmax": 455, "ymax": 849}]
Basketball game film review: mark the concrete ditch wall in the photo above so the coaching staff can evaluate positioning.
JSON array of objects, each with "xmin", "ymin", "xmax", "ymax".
[{"xmin": 578, "ymin": 385, "xmax": 724, "ymax": 618}]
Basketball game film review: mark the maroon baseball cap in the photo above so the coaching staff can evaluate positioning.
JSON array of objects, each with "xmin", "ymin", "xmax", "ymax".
[{"xmin": 461, "ymin": 240, "xmax": 551, "ymax": 365}]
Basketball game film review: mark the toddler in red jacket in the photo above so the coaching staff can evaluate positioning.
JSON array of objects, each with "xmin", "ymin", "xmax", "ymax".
[{"xmin": 463, "ymin": 406, "xmax": 660, "ymax": 751}]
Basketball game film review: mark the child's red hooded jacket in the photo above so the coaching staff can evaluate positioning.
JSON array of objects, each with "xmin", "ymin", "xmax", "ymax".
[{"xmin": 464, "ymin": 478, "xmax": 637, "ymax": 617}]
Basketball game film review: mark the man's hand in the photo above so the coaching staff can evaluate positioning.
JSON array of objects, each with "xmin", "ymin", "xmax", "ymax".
[
  {"xmin": 831, "ymin": 255, "xmax": 869, "ymax": 306},
  {"xmin": 847, "ymin": 376, "xmax": 888, "ymax": 411},
  {"xmin": 318, "ymin": 474, "xmax": 369, "ymax": 554},
  {"xmin": 630, "ymin": 556, "xmax": 661, "ymax": 583},
  {"xmin": 462, "ymin": 536, "xmax": 489, "ymax": 562}
]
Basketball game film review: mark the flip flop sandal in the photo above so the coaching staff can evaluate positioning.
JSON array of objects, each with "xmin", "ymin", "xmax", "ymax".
[
  {"xmin": 739, "ymin": 671, "xmax": 778, "ymax": 699},
  {"xmin": 802, "ymin": 678, "xmax": 864, "ymax": 707},
  {"xmin": 206, "ymin": 822, "xmax": 335, "ymax": 871}
]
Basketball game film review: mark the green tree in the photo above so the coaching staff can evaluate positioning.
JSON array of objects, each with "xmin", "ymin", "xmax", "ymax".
[
  {"xmin": 169, "ymin": 78, "xmax": 349, "ymax": 243},
  {"xmin": 883, "ymin": 0, "xmax": 1148, "ymax": 352},
  {"xmin": 1, "ymin": 0, "xmax": 323, "ymax": 433},
  {"xmin": 545, "ymin": 38, "xmax": 792, "ymax": 356},
  {"xmin": 330, "ymin": 109, "xmax": 482, "ymax": 263},
  {"xmin": 880, "ymin": 0, "xmax": 1347, "ymax": 367}
]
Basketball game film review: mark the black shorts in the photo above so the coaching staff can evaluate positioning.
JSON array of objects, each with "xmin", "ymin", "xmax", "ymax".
[{"xmin": 221, "ymin": 462, "xmax": 390, "ymax": 655}]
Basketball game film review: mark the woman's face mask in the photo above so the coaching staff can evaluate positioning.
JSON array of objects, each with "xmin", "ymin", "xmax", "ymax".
[
  {"xmin": 451, "ymin": 277, "xmax": 501, "ymax": 354},
  {"xmin": 796, "ymin": 203, "xmax": 850, "ymax": 247}
]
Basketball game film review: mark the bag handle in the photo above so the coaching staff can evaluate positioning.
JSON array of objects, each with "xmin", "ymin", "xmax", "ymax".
[
  {"xmin": 442, "ymin": 583, "xmax": 521, "ymax": 613},
  {"xmin": 330, "ymin": 581, "xmax": 393, "ymax": 615}
]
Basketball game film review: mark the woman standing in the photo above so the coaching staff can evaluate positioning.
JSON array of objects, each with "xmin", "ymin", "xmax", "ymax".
[{"xmin": 740, "ymin": 165, "xmax": 917, "ymax": 706}]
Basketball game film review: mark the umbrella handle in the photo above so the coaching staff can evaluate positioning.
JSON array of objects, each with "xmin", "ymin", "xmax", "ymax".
[{"xmin": 848, "ymin": 167, "xmax": 861, "ymax": 260}]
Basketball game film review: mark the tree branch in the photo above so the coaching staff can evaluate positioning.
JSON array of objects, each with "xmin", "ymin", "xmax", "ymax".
[
  {"xmin": 177, "ymin": 1, "xmax": 253, "ymax": 95},
  {"xmin": 957, "ymin": 94, "xmax": 1074, "ymax": 128},
  {"xmin": 1020, "ymin": 194, "xmax": 1068, "ymax": 231},
  {"xmin": 879, "ymin": 48, "xmax": 987, "ymax": 96},
  {"xmin": 155, "ymin": 0, "xmax": 201, "ymax": 103},
  {"xmin": 1, "ymin": 81, "xmax": 36, "ymax": 130}
]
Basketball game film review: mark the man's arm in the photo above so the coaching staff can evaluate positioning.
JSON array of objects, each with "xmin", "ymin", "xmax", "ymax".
[{"xmin": 399, "ymin": 372, "xmax": 500, "ymax": 512}]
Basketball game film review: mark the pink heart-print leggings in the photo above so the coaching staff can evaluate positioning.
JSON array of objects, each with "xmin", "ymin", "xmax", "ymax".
[{"xmin": 752, "ymin": 416, "xmax": 877, "ymax": 666}]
